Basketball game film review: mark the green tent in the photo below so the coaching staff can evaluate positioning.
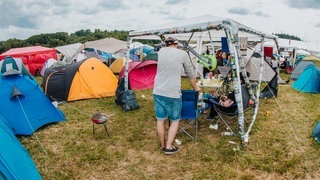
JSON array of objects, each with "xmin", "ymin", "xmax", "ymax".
[{"xmin": 0, "ymin": 56, "xmax": 32, "ymax": 76}]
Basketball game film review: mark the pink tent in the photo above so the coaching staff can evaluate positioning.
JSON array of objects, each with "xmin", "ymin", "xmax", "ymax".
[
  {"xmin": 119, "ymin": 60, "xmax": 157, "ymax": 90},
  {"xmin": 0, "ymin": 46, "xmax": 57, "ymax": 75}
]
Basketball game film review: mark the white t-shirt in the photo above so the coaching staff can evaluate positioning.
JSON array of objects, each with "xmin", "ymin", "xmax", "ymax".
[{"xmin": 153, "ymin": 47, "xmax": 195, "ymax": 98}]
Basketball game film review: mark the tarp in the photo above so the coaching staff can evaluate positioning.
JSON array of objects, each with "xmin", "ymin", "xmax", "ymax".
[
  {"xmin": 130, "ymin": 15, "xmax": 277, "ymax": 42},
  {"xmin": 260, "ymin": 75, "xmax": 278, "ymax": 98},
  {"xmin": 43, "ymin": 57, "xmax": 118, "ymax": 101},
  {"xmin": 0, "ymin": 46, "xmax": 57, "ymax": 75},
  {"xmin": 119, "ymin": 60, "xmax": 157, "ymax": 90},
  {"xmin": 0, "ymin": 116, "xmax": 41, "ymax": 179},
  {"xmin": 292, "ymin": 64, "xmax": 320, "ymax": 93},
  {"xmin": 0, "ymin": 73, "xmax": 65, "ymax": 135}
]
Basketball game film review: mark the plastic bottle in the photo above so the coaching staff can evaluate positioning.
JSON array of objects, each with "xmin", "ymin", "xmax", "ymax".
[{"xmin": 197, "ymin": 92, "xmax": 202, "ymax": 106}]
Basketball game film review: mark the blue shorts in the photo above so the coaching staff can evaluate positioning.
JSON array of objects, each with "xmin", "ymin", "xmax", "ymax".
[{"xmin": 153, "ymin": 94, "xmax": 182, "ymax": 121}]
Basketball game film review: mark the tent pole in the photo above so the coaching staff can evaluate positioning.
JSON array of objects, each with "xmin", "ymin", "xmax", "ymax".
[
  {"xmin": 124, "ymin": 37, "xmax": 132, "ymax": 91},
  {"xmin": 224, "ymin": 26, "xmax": 245, "ymax": 137}
]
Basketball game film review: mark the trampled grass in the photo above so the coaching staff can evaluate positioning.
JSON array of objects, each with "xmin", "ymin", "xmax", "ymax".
[{"xmin": 19, "ymin": 76, "xmax": 320, "ymax": 179}]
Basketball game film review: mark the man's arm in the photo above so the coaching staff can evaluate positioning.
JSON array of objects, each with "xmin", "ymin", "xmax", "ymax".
[{"xmin": 189, "ymin": 78, "xmax": 201, "ymax": 92}]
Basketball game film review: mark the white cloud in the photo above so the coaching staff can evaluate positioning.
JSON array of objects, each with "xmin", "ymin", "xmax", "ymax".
[{"xmin": 0, "ymin": 0, "xmax": 319, "ymax": 43}]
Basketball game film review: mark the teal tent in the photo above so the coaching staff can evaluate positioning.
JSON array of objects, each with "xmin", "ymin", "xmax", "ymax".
[
  {"xmin": 0, "ymin": 56, "xmax": 32, "ymax": 76},
  {"xmin": 313, "ymin": 121, "xmax": 320, "ymax": 143},
  {"xmin": 0, "ymin": 116, "xmax": 41, "ymax": 179},
  {"xmin": 292, "ymin": 64, "xmax": 320, "ymax": 93}
]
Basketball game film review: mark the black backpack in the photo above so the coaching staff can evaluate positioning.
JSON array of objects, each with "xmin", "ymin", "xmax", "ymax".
[{"xmin": 115, "ymin": 78, "xmax": 139, "ymax": 111}]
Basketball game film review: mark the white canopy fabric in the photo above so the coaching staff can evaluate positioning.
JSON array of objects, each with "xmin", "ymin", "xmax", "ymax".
[{"xmin": 130, "ymin": 15, "xmax": 277, "ymax": 42}]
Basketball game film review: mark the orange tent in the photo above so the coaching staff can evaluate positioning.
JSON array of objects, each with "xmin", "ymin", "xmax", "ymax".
[
  {"xmin": 109, "ymin": 57, "xmax": 125, "ymax": 75},
  {"xmin": 43, "ymin": 57, "xmax": 118, "ymax": 101}
]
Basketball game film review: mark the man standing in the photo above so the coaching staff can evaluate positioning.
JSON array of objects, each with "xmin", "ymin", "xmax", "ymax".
[{"xmin": 153, "ymin": 37, "xmax": 199, "ymax": 155}]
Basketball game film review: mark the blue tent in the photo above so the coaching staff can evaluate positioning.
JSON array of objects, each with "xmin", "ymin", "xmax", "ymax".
[
  {"xmin": 0, "ymin": 116, "xmax": 41, "ymax": 179},
  {"xmin": 0, "ymin": 72, "xmax": 66, "ymax": 135},
  {"xmin": 313, "ymin": 121, "xmax": 320, "ymax": 144},
  {"xmin": 292, "ymin": 64, "xmax": 320, "ymax": 93},
  {"xmin": 129, "ymin": 46, "xmax": 154, "ymax": 61}
]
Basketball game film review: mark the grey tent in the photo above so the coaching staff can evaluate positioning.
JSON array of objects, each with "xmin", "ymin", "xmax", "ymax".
[
  {"xmin": 55, "ymin": 43, "xmax": 82, "ymax": 62},
  {"xmin": 291, "ymin": 60, "xmax": 316, "ymax": 80}
]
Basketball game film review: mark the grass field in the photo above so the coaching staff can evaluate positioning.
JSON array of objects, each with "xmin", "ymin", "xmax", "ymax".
[{"xmin": 19, "ymin": 75, "xmax": 320, "ymax": 179}]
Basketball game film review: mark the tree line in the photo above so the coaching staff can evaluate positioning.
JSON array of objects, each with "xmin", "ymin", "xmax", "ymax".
[
  {"xmin": 0, "ymin": 29, "xmax": 302, "ymax": 54},
  {"xmin": 0, "ymin": 29, "xmax": 129, "ymax": 54},
  {"xmin": 273, "ymin": 33, "xmax": 302, "ymax": 41}
]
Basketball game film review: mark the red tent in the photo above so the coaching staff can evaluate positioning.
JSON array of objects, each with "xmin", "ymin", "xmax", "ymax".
[
  {"xmin": 119, "ymin": 60, "xmax": 157, "ymax": 90},
  {"xmin": 0, "ymin": 46, "xmax": 57, "ymax": 75}
]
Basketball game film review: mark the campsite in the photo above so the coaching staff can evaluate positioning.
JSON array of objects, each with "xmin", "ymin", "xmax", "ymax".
[
  {"xmin": 19, "ymin": 77, "xmax": 320, "ymax": 179},
  {"xmin": 0, "ymin": 15, "xmax": 320, "ymax": 179}
]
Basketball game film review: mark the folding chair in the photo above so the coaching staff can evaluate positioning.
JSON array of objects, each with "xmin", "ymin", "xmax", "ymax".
[
  {"xmin": 217, "ymin": 66, "xmax": 232, "ymax": 95},
  {"xmin": 177, "ymin": 90, "xmax": 203, "ymax": 141},
  {"xmin": 207, "ymin": 85, "xmax": 253, "ymax": 135}
]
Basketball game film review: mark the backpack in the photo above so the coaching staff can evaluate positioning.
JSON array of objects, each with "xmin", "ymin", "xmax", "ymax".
[
  {"xmin": 115, "ymin": 78, "xmax": 139, "ymax": 111},
  {"xmin": 121, "ymin": 90, "xmax": 139, "ymax": 111}
]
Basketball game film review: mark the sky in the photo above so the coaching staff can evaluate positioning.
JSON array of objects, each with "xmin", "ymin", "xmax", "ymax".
[{"xmin": 1, "ymin": 0, "xmax": 320, "ymax": 44}]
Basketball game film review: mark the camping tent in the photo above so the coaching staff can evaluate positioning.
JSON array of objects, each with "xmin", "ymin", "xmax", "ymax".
[
  {"xmin": 129, "ymin": 45, "xmax": 154, "ymax": 61},
  {"xmin": 0, "ymin": 72, "xmax": 66, "ymax": 135},
  {"xmin": 292, "ymin": 64, "xmax": 320, "ymax": 93},
  {"xmin": 55, "ymin": 42, "xmax": 82, "ymax": 62},
  {"xmin": 70, "ymin": 38, "xmax": 127, "ymax": 63},
  {"xmin": 119, "ymin": 60, "xmax": 157, "ymax": 90},
  {"xmin": 245, "ymin": 51, "xmax": 276, "ymax": 82},
  {"xmin": 40, "ymin": 58, "xmax": 57, "ymax": 76},
  {"xmin": 0, "ymin": 46, "xmax": 57, "ymax": 75},
  {"xmin": 143, "ymin": 51, "xmax": 158, "ymax": 61},
  {"xmin": 291, "ymin": 55, "xmax": 320, "ymax": 80},
  {"xmin": 43, "ymin": 57, "xmax": 118, "ymax": 101},
  {"xmin": 109, "ymin": 57, "xmax": 125, "ymax": 75},
  {"xmin": 0, "ymin": 56, "xmax": 32, "ymax": 76},
  {"xmin": 313, "ymin": 120, "xmax": 320, "ymax": 143},
  {"xmin": 0, "ymin": 116, "xmax": 41, "ymax": 179}
]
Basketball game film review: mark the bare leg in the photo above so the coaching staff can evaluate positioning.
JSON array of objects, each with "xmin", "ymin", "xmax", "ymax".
[
  {"xmin": 166, "ymin": 120, "xmax": 179, "ymax": 149},
  {"xmin": 156, "ymin": 119, "xmax": 166, "ymax": 149}
]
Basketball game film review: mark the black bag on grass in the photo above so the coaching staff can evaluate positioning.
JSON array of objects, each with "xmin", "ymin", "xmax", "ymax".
[
  {"xmin": 115, "ymin": 78, "xmax": 139, "ymax": 111},
  {"xmin": 121, "ymin": 90, "xmax": 139, "ymax": 111}
]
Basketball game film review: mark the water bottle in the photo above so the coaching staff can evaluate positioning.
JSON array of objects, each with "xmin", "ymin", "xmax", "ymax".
[
  {"xmin": 198, "ymin": 92, "xmax": 203, "ymax": 100},
  {"xmin": 197, "ymin": 92, "xmax": 202, "ymax": 107}
]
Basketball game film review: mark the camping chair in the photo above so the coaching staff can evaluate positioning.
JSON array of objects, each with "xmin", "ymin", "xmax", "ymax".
[
  {"xmin": 177, "ymin": 90, "xmax": 203, "ymax": 141},
  {"xmin": 217, "ymin": 66, "xmax": 232, "ymax": 94},
  {"xmin": 206, "ymin": 85, "xmax": 253, "ymax": 135}
]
